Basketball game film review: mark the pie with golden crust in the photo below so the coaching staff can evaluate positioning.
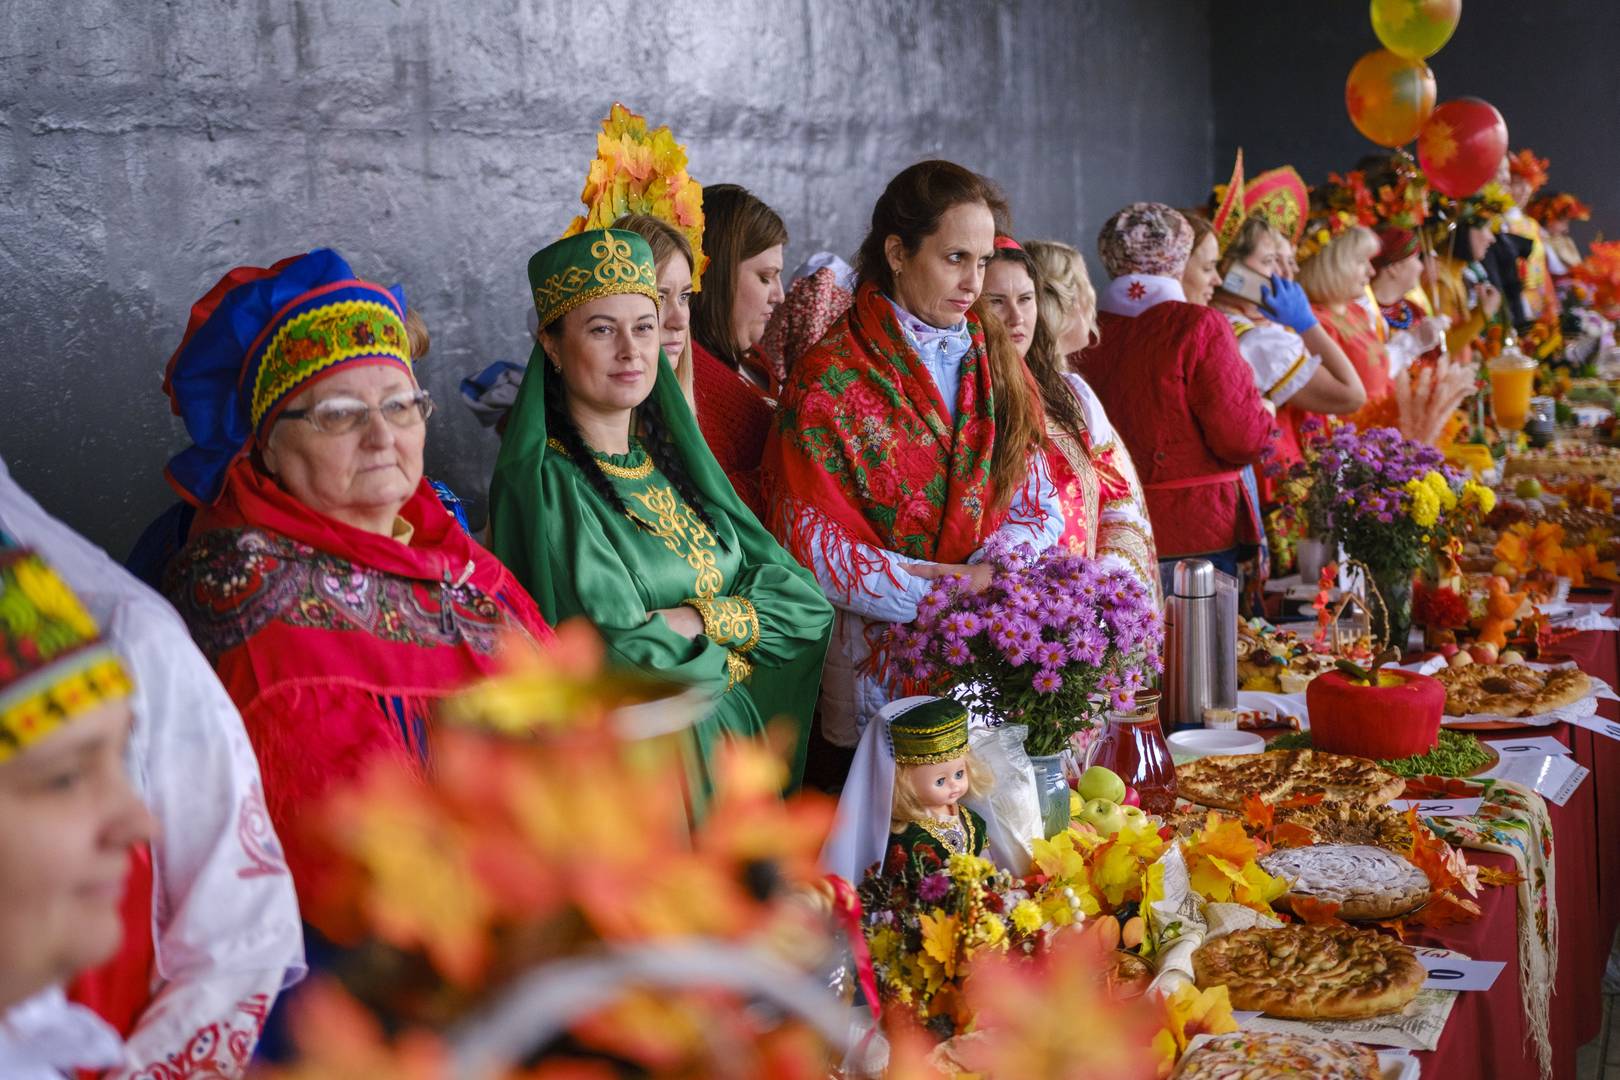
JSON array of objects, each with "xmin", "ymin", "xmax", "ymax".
[
  {"xmin": 1175, "ymin": 750, "xmax": 1405, "ymax": 811},
  {"xmin": 1272, "ymin": 801, "xmax": 1415, "ymax": 851},
  {"xmin": 1172, "ymin": 1031, "xmax": 1382, "ymax": 1080},
  {"xmin": 1434, "ymin": 663, "xmax": 1591, "ymax": 718},
  {"xmin": 1192, "ymin": 924, "xmax": 1425, "ymax": 1020}
]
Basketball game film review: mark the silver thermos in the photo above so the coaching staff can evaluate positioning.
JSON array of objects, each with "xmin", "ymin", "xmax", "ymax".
[{"xmin": 1163, "ymin": 559, "xmax": 1238, "ymax": 730}]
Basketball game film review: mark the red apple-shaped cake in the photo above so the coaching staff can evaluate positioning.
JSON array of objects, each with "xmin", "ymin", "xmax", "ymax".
[{"xmin": 1306, "ymin": 669, "xmax": 1445, "ymax": 759}]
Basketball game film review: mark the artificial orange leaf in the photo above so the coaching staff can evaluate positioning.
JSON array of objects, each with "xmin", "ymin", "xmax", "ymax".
[
  {"xmin": 1274, "ymin": 821, "xmax": 1320, "ymax": 849},
  {"xmin": 1409, "ymin": 889, "xmax": 1482, "ymax": 928},
  {"xmin": 1241, "ymin": 794, "xmax": 1274, "ymax": 833},
  {"xmin": 1404, "ymin": 809, "xmax": 1472, "ymax": 895},
  {"xmin": 1375, "ymin": 917, "xmax": 1410, "ymax": 941},
  {"xmin": 1289, "ymin": 895, "xmax": 1347, "ymax": 925},
  {"xmin": 1477, "ymin": 865, "xmax": 1527, "ymax": 889},
  {"xmin": 1276, "ymin": 791, "xmax": 1326, "ymax": 809}
]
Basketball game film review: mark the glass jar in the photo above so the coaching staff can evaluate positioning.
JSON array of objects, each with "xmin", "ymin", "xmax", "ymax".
[{"xmin": 1083, "ymin": 691, "xmax": 1177, "ymax": 815}]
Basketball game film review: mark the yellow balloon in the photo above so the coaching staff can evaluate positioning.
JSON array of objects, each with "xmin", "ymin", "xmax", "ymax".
[
  {"xmin": 1371, "ymin": 0, "xmax": 1462, "ymax": 61},
  {"xmin": 1345, "ymin": 49, "xmax": 1437, "ymax": 148}
]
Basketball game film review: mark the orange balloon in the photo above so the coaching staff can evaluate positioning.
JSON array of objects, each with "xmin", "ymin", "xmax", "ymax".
[{"xmin": 1345, "ymin": 48, "xmax": 1437, "ymax": 148}]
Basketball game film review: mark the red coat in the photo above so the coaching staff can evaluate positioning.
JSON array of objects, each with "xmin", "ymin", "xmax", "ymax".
[
  {"xmin": 1077, "ymin": 302, "xmax": 1276, "ymax": 558},
  {"xmin": 692, "ymin": 340, "xmax": 773, "ymax": 519}
]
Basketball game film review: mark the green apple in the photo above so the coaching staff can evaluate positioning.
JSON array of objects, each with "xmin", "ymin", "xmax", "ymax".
[
  {"xmin": 1120, "ymin": 804, "xmax": 1148, "ymax": 826},
  {"xmin": 1077, "ymin": 765, "xmax": 1127, "ymax": 804},
  {"xmin": 1078, "ymin": 797, "xmax": 1127, "ymax": 836},
  {"xmin": 1514, "ymin": 477, "xmax": 1544, "ymax": 499}
]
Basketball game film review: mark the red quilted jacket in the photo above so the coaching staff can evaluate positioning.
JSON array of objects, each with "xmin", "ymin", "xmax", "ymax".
[{"xmin": 1077, "ymin": 301, "xmax": 1277, "ymax": 558}]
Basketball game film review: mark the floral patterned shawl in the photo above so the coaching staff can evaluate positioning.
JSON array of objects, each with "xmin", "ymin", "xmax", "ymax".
[{"xmin": 763, "ymin": 281, "xmax": 1006, "ymax": 595}]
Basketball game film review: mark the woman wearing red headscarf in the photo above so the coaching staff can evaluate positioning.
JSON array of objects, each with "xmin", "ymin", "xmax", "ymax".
[{"xmin": 765, "ymin": 161, "xmax": 1062, "ymax": 748}]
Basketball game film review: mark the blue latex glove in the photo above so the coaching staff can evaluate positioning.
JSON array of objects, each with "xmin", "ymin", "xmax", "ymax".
[{"xmin": 1259, "ymin": 275, "xmax": 1318, "ymax": 334}]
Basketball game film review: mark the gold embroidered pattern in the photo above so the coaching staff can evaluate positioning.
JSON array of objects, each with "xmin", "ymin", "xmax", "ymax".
[
  {"xmin": 913, "ymin": 810, "xmax": 976, "ymax": 856},
  {"xmin": 724, "ymin": 648, "xmax": 753, "ymax": 691},
  {"xmin": 684, "ymin": 595, "xmax": 760, "ymax": 653},
  {"xmin": 625, "ymin": 485, "xmax": 724, "ymax": 599},
  {"xmin": 590, "ymin": 231, "xmax": 654, "ymax": 288},
  {"xmin": 546, "ymin": 437, "xmax": 657, "ymax": 480}
]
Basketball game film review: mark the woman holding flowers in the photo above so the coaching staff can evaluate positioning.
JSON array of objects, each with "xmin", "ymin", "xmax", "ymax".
[
  {"xmin": 489, "ymin": 229, "xmax": 833, "ymax": 794},
  {"xmin": 765, "ymin": 160, "xmax": 1062, "ymax": 749}
]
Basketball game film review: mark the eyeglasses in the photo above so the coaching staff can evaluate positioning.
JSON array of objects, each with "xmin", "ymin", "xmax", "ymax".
[{"xmin": 277, "ymin": 390, "xmax": 435, "ymax": 435}]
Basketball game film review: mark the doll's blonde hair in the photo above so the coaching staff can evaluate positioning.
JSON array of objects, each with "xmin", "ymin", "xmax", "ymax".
[{"xmin": 890, "ymin": 749, "xmax": 993, "ymax": 833}]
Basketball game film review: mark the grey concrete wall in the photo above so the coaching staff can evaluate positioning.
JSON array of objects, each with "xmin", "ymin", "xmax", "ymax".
[
  {"xmin": 1211, "ymin": 1, "xmax": 1619, "ymax": 243},
  {"xmin": 0, "ymin": 0, "xmax": 1214, "ymax": 555}
]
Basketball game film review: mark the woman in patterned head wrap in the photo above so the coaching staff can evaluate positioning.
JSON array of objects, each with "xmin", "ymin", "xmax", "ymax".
[
  {"xmin": 1075, "ymin": 203, "xmax": 1277, "ymax": 581},
  {"xmin": 159, "ymin": 249, "xmax": 552, "ymax": 900}
]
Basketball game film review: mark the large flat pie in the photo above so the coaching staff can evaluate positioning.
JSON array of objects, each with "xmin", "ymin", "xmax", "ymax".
[
  {"xmin": 1259, "ymin": 844, "xmax": 1431, "ymax": 920},
  {"xmin": 1272, "ymin": 801, "xmax": 1415, "ymax": 851},
  {"xmin": 1434, "ymin": 663, "xmax": 1591, "ymax": 718},
  {"xmin": 1172, "ymin": 1031, "xmax": 1382, "ymax": 1079},
  {"xmin": 1192, "ymin": 924, "xmax": 1425, "ymax": 1020},
  {"xmin": 1175, "ymin": 750, "xmax": 1405, "ymax": 811}
]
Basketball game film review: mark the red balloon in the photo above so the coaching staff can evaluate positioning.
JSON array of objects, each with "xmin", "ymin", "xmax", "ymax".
[{"xmin": 1418, "ymin": 98, "xmax": 1509, "ymax": 198}]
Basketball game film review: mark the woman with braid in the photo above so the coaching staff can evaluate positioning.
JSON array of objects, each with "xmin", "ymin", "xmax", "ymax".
[{"xmin": 488, "ymin": 229, "xmax": 833, "ymax": 797}]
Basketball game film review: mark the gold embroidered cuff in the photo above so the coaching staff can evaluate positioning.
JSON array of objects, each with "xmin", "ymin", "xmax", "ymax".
[
  {"xmin": 684, "ymin": 595, "xmax": 761, "ymax": 654},
  {"xmin": 724, "ymin": 649, "xmax": 754, "ymax": 691}
]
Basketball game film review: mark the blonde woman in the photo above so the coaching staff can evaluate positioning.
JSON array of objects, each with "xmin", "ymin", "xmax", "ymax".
[
  {"xmin": 1210, "ymin": 216, "xmax": 1364, "ymax": 471},
  {"xmin": 615, "ymin": 212, "xmax": 698, "ymax": 409},
  {"xmin": 1025, "ymin": 239, "xmax": 1099, "ymax": 363}
]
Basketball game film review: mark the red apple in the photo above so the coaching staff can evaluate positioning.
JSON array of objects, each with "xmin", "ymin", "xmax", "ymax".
[
  {"xmin": 1121, "ymin": 786, "xmax": 1141, "ymax": 808},
  {"xmin": 1469, "ymin": 642, "xmax": 1499, "ymax": 666},
  {"xmin": 1437, "ymin": 643, "xmax": 1460, "ymax": 658}
]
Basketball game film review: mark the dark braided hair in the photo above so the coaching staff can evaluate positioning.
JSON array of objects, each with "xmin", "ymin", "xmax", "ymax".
[{"xmin": 540, "ymin": 337, "xmax": 723, "ymax": 541}]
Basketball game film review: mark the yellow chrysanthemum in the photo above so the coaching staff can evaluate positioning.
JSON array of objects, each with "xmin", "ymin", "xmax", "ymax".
[
  {"xmin": 1424, "ymin": 470, "xmax": 1458, "ymax": 511},
  {"xmin": 1406, "ymin": 478, "xmax": 1440, "ymax": 528},
  {"xmin": 1010, "ymin": 899, "xmax": 1043, "ymax": 935},
  {"xmin": 1463, "ymin": 482, "xmax": 1497, "ymax": 514}
]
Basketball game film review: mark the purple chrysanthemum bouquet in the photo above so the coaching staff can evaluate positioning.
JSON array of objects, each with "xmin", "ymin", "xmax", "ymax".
[{"xmin": 878, "ymin": 538, "xmax": 1163, "ymax": 757}]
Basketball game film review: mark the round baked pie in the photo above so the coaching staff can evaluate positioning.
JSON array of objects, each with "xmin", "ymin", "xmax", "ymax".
[
  {"xmin": 1172, "ymin": 1031, "xmax": 1381, "ymax": 1079},
  {"xmin": 1259, "ymin": 843, "xmax": 1431, "ymax": 920},
  {"xmin": 1434, "ymin": 663, "xmax": 1590, "ymax": 718},
  {"xmin": 1192, "ymin": 924, "xmax": 1426, "ymax": 1020}
]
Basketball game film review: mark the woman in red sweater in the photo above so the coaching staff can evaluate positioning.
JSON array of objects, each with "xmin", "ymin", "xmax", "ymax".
[
  {"xmin": 1077, "ymin": 204, "xmax": 1277, "ymax": 581},
  {"xmin": 688, "ymin": 183, "xmax": 788, "ymax": 518}
]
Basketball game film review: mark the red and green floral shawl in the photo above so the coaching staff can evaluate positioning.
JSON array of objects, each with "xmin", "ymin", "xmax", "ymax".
[{"xmin": 763, "ymin": 281, "xmax": 1003, "ymax": 596}]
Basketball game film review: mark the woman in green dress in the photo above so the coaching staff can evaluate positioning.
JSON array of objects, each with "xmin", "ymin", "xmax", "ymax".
[{"xmin": 489, "ymin": 229, "xmax": 833, "ymax": 794}]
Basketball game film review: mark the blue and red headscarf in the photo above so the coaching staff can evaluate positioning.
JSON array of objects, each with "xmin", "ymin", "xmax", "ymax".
[{"xmin": 162, "ymin": 249, "xmax": 412, "ymax": 507}]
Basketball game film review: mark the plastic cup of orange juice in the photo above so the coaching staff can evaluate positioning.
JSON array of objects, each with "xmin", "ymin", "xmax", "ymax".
[{"xmin": 1489, "ymin": 351, "xmax": 1537, "ymax": 432}]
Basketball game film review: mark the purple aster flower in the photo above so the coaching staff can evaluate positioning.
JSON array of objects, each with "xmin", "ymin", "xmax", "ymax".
[
  {"xmin": 1033, "ymin": 669, "xmax": 1063, "ymax": 693},
  {"xmin": 917, "ymin": 872, "xmax": 951, "ymax": 902}
]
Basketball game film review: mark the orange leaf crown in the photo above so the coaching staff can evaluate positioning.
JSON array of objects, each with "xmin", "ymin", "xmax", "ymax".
[
  {"xmin": 563, "ymin": 103, "xmax": 708, "ymax": 290},
  {"xmin": 1508, "ymin": 148, "xmax": 1550, "ymax": 195},
  {"xmin": 1526, "ymin": 191, "xmax": 1592, "ymax": 225}
]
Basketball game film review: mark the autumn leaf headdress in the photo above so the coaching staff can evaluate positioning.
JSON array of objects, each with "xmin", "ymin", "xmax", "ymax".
[{"xmin": 563, "ymin": 103, "xmax": 708, "ymax": 289}]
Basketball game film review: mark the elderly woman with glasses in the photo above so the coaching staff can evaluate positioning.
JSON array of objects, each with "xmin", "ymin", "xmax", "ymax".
[{"xmin": 160, "ymin": 249, "xmax": 552, "ymax": 900}]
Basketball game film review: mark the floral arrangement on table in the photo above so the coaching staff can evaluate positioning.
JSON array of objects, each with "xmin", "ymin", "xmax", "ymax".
[
  {"xmin": 260, "ymin": 622, "xmax": 849, "ymax": 1079},
  {"xmin": 858, "ymin": 848, "xmax": 1045, "ymax": 1039},
  {"xmin": 877, "ymin": 538, "xmax": 1164, "ymax": 757},
  {"xmin": 1285, "ymin": 421, "xmax": 1496, "ymax": 647}
]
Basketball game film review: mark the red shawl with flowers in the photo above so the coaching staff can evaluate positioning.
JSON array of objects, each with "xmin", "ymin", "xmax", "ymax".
[
  {"xmin": 164, "ymin": 458, "xmax": 551, "ymax": 897},
  {"xmin": 763, "ymin": 281, "xmax": 1004, "ymax": 595}
]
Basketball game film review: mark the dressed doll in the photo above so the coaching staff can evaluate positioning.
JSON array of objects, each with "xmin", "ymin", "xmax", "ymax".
[{"xmin": 821, "ymin": 696, "xmax": 991, "ymax": 886}]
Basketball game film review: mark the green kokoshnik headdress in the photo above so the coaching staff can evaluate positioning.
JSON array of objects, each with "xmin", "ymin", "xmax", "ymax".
[
  {"xmin": 529, "ymin": 228, "xmax": 660, "ymax": 331},
  {"xmin": 889, "ymin": 697, "xmax": 970, "ymax": 765}
]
